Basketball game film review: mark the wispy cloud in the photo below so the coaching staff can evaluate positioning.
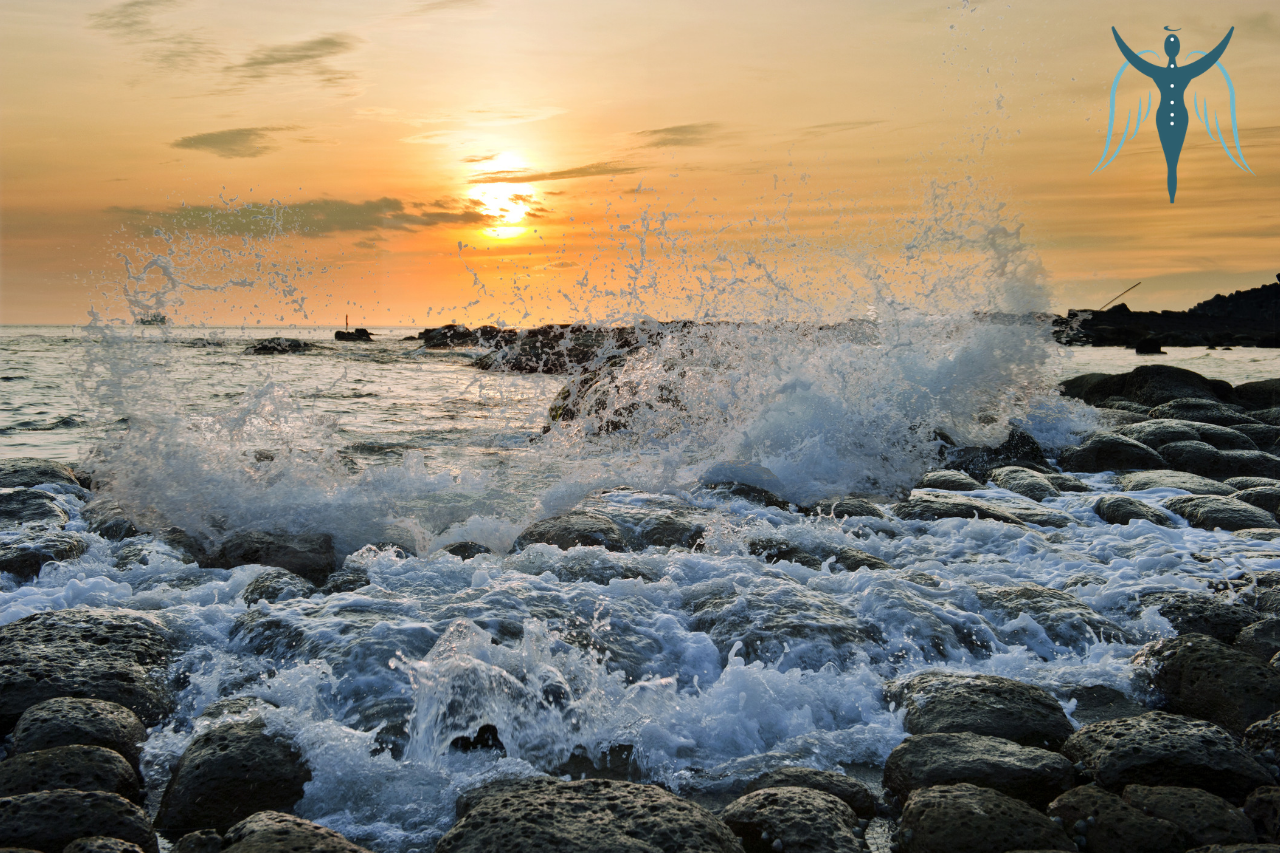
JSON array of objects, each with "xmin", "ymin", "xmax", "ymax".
[
  {"xmin": 634, "ymin": 122, "xmax": 724, "ymax": 148},
  {"xmin": 468, "ymin": 161, "xmax": 642, "ymax": 184},
  {"xmin": 796, "ymin": 120, "xmax": 883, "ymax": 140},
  {"xmin": 226, "ymin": 33, "xmax": 361, "ymax": 86},
  {"xmin": 409, "ymin": 0, "xmax": 486, "ymax": 14},
  {"xmin": 88, "ymin": 0, "xmax": 219, "ymax": 71},
  {"xmin": 170, "ymin": 126, "xmax": 295, "ymax": 158},
  {"xmin": 462, "ymin": 153, "xmax": 498, "ymax": 163}
]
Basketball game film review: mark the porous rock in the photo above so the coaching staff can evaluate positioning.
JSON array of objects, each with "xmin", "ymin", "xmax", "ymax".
[
  {"xmin": 1123, "ymin": 784, "xmax": 1257, "ymax": 849},
  {"xmin": 1120, "ymin": 419, "xmax": 1258, "ymax": 452},
  {"xmin": 916, "ymin": 470, "xmax": 983, "ymax": 491},
  {"xmin": 943, "ymin": 426, "xmax": 1050, "ymax": 482},
  {"xmin": 808, "ymin": 496, "xmax": 888, "ymax": 519},
  {"xmin": 0, "ymin": 745, "xmax": 141, "ymax": 803},
  {"xmin": 883, "ymin": 732, "xmax": 1074, "ymax": 809},
  {"xmin": 0, "ymin": 790, "xmax": 158, "ymax": 853},
  {"xmin": 0, "ymin": 491, "xmax": 68, "ymax": 529},
  {"xmin": 1136, "ymin": 633, "xmax": 1280, "ymax": 735},
  {"xmin": 82, "ymin": 500, "xmax": 139, "ymax": 541},
  {"xmin": 1235, "ymin": 488, "xmax": 1280, "ymax": 516},
  {"xmin": 991, "ymin": 466, "xmax": 1061, "ymax": 501},
  {"xmin": 1118, "ymin": 469, "xmax": 1236, "ymax": 495},
  {"xmin": 62, "ymin": 838, "xmax": 148, "ymax": 853},
  {"xmin": 1244, "ymin": 713, "xmax": 1280, "ymax": 755},
  {"xmin": 1062, "ymin": 365, "xmax": 1233, "ymax": 407},
  {"xmin": 721, "ymin": 786, "xmax": 863, "ymax": 853},
  {"xmin": 173, "ymin": 830, "xmax": 223, "ymax": 853},
  {"xmin": 1047, "ymin": 473, "xmax": 1091, "ymax": 492},
  {"xmin": 896, "ymin": 783, "xmax": 1074, "ymax": 853},
  {"xmin": 221, "ymin": 811, "xmax": 372, "ymax": 853},
  {"xmin": 1238, "ymin": 619, "xmax": 1280, "ymax": 663},
  {"xmin": 1165, "ymin": 496, "xmax": 1280, "ymax": 531},
  {"xmin": 893, "ymin": 494, "xmax": 1026, "ymax": 526},
  {"xmin": 435, "ymin": 777, "xmax": 744, "ymax": 853},
  {"xmin": 887, "ymin": 671, "xmax": 1074, "ymax": 750},
  {"xmin": 1245, "ymin": 787, "xmax": 1280, "ymax": 842},
  {"xmin": 1140, "ymin": 593, "xmax": 1262, "ymax": 643},
  {"xmin": 441, "ymin": 542, "xmax": 492, "ymax": 560},
  {"xmin": 154, "ymin": 718, "xmax": 311, "ymax": 835},
  {"xmin": 208, "ymin": 530, "xmax": 336, "ymax": 585},
  {"xmin": 0, "ymin": 609, "xmax": 175, "ymax": 734},
  {"xmin": 1231, "ymin": 478, "xmax": 1280, "ymax": 491},
  {"xmin": 1094, "ymin": 495, "xmax": 1177, "ymax": 527},
  {"xmin": 12, "ymin": 698, "xmax": 146, "ymax": 771},
  {"xmin": 512, "ymin": 511, "xmax": 627, "ymax": 552},
  {"xmin": 242, "ymin": 568, "xmax": 316, "ymax": 603},
  {"xmin": 742, "ymin": 767, "xmax": 876, "ymax": 818},
  {"xmin": 1149, "ymin": 399, "xmax": 1260, "ymax": 427},
  {"xmin": 0, "ymin": 532, "xmax": 86, "ymax": 579},
  {"xmin": 0, "ymin": 458, "xmax": 79, "ymax": 489},
  {"xmin": 1046, "ymin": 784, "xmax": 1184, "ymax": 853},
  {"xmin": 1160, "ymin": 443, "xmax": 1280, "ymax": 480},
  {"xmin": 1062, "ymin": 711, "xmax": 1272, "ymax": 803},
  {"xmin": 972, "ymin": 583, "xmax": 1132, "ymax": 654},
  {"xmin": 1066, "ymin": 685, "xmax": 1147, "ymax": 725}
]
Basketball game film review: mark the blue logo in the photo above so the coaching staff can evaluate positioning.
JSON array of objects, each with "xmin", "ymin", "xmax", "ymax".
[{"xmin": 1094, "ymin": 26, "xmax": 1250, "ymax": 202}]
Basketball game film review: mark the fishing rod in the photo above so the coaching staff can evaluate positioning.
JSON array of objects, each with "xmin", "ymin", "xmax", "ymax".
[{"xmin": 1100, "ymin": 281, "xmax": 1142, "ymax": 311}]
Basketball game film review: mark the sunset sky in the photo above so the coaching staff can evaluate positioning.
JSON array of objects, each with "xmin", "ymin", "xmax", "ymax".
[{"xmin": 1, "ymin": 0, "xmax": 1277, "ymax": 326}]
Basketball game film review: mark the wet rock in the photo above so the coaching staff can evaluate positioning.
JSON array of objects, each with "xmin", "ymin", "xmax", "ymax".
[
  {"xmin": 0, "ymin": 491, "xmax": 68, "ymax": 529},
  {"xmin": 1046, "ymin": 784, "xmax": 1184, "ymax": 853},
  {"xmin": 1239, "ymin": 620, "xmax": 1280, "ymax": 663},
  {"xmin": 916, "ymin": 470, "xmax": 983, "ymax": 491},
  {"xmin": 63, "ymin": 838, "xmax": 149, "ymax": 853},
  {"xmin": 0, "ymin": 609, "xmax": 175, "ymax": 734},
  {"xmin": 545, "ymin": 552, "xmax": 662, "ymax": 585},
  {"xmin": 1066, "ymin": 685, "xmax": 1147, "ymax": 725},
  {"xmin": 0, "ymin": 531, "xmax": 86, "ymax": 579},
  {"xmin": 173, "ymin": 830, "xmax": 223, "ymax": 853},
  {"xmin": 893, "ymin": 494, "xmax": 1026, "ymax": 526},
  {"xmin": 896, "ymin": 783, "xmax": 1074, "ymax": 853},
  {"xmin": 887, "ymin": 671, "xmax": 1074, "ymax": 750},
  {"xmin": 742, "ymin": 768, "xmax": 876, "ymax": 818},
  {"xmin": 1245, "ymin": 787, "xmax": 1280, "ymax": 842},
  {"xmin": 1061, "ymin": 365, "xmax": 1235, "ymax": 408},
  {"xmin": 1235, "ymin": 489, "xmax": 1280, "ymax": 516},
  {"xmin": 1244, "ymin": 713, "xmax": 1280, "ymax": 755},
  {"xmin": 973, "ymin": 583, "xmax": 1132, "ymax": 654},
  {"xmin": 1238, "ymin": 530, "xmax": 1280, "ymax": 543},
  {"xmin": 830, "ymin": 548, "xmax": 894, "ymax": 572},
  {"xmin": 0, "ymin": 790, "xmax": 158, "ymax": 853},
  {"xmin": 1140, "ymin": 593, "xmax": 1262, "ymax": 643},
  {"xmin": 1118, "ymin": 469, "xmax": 1236, "ymax": 495},
  {"xmin": 513, "ymin": 511, "xmax": 627, "ymax": 552},
  {"xmin": 1059, "ymin": 432, "xmax": 1167, "ymax": 473},
  {"xmin": 1160, "ymin": 443, "xmax": 1280, "ymax": 480},
  {"xmin": 0, "ymin": 459, "xmax": 79, "ymax": 489},
  {"xmin": 1120, "ymin": 419, "xmax": 1258, "ymax": 452},
  {"xmin": 436, "ymin": 777, "xmax": 743, "ymax": 853},
  {"xmin": 1004, "ymin": 505, "xmax": 1075, "ymax": 527},
  {"xmin": 1123, "ymin": 784, "xmax": 1257, "ymax": 848},
  {"xmin": 0, "ymin": 745, "xmax": 140, "ymax": 803},
  {"xmin": 334, "ymin": 328, "xmax": 373, "ymax": 342},
  {"xmin": 808, "ymin": 496, "xmax": 888, "ymax": 519},
  {"xmin": 1094, "ymin": 495, "xmax": 1177, "ymax": 527},
  {"xmin": 82, "ymin": 500, "xmax": 138, "ymax": 541},
  {"xmin": 1048, "ymin": 473, "xmax": 1091, "ymax": 492},
  {"xmin": 208, "ymin": 530, "xmax": 336, "ymax": 585},
  {"xmin": 944, "ymin": 426, "xmax": 1051, "ymax": 482},
  {"xmin": 221, "ymin": 811, "xmax": 372, "ymax": 853},
  {"xmin": 441, "ymin": 542, "xmax": 492, "ymax": 560},
  {"xmin": 1062, "ymin": 711, "xmax": 1272, "ymax": 803},
  {"xmin": 1150, "ymin": 399, "xmax": 1260, "ymax": 427},
  {"xmin": 605, "ymin": 501, "xmax": 708, "ymax": 550},
  {"xmin": 242, "ymin": 568, "xmax": 316, "ymax": 603},
  {"xmin": 720, "ymin": 786, "xmax": 864, "ymax": 853},
  {"xmin": 1136, "ymin": 633, "xmax": 1280, "ymax": 735},
  {"xmin": 991, "ymin": 466, "xmax": 1061, "ymax": 502},
  {"xmin": 154, "ymin": 717, "xmax": 311, "ymax": 835},
  {"xmin": 1165, "ymin": 496, "xmax": 1280, "ymax": 531},
  {"xmin": 701, "ymin": 462, "xmax": 786, "ymax": 496},
  {"xmin": 417, "ymin": 324, "xmax": 480, "ymax": 348},
  {"xmin": 1238, "ymin": 425, "xmax": 1280, "ymax": 452},
  {"xmin": 1134, "ymin": 336, "xmax": 1165, "ymax": 354},
  {"xmin": 319, "ymin": 565, "xmax": 370, "ymax": 594},
  {"xmin": 1230, "ymin": 478, "xmax": 1280, "ymax": 491},
  {"xmin": 242, "ymin": 338, "xmax": 311, "ymax": 355},
  {"xmin": 12, "ymin": 698, "xmax": 146, "ymax": 771},
  {"xmin": 883, "ymin": 732, "xmax": 1074, "ymax": 809}
]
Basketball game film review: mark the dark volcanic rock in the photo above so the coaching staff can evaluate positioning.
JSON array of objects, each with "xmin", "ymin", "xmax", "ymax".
[
  {"xmin": 1244, "ymin": 713, "xmax": 1280, "ymax": 755},
  {"xmin": 0, "ymin": 744, "xmax": 141, "ymax": 803},
  {"xmin": 12, "ymin": 698, "xmax": 146, "ymax": 771},
  {"xmin": 1123, "ymin": 784, "xmax": 1257, "ymax": 849},
  {"xmin": 0, "ymin": 490, "xmax": 68, "ymax": 529},
  {"xmin": 154, "ymin": 718, "xmax": 311, "ymax": 835},
  {"xmin": 1150, "ymin": 399, "xmax": 1261, "ymax": 427},
  {"xmin": 893, "ymin": 494, "xmax": 1026, "ymax": 526},
  {"xmin": 973, "ymin": 583, "xmax": 1132, "ymax": 653},
  {"xmin": 1094, "ymin": 495, "xmax": 1177, "ymax": 527},
  {"xmin": 174, "ymin": 829, "xmax": 224, "ymax": 853},
  {"xmin": 1121, "ymin": 419, "xmax": 1258, "ymax": 452},
  {"xmin": 208, "ymin": 530, "xmax": 336, "ymax": 585},
  {"xmin": 83, "ymin": 500, "xmax": 139, "ymax": 540},
  {"xmin": 1118, "ymin": 470, "xmax": 1237, "ymax": 495},
  {"xmin": 1135, "ymin": 633, "xmax": 1280, "ymax": 735},
  {"xmin": 742, "ymin": 768, "xmax": 876, "ymax": 818},
  {"xmin": 1062, "ymin": 711, "xmax": 1272, "ymax": 803},
  {"xmin": 221, "ymin": 811, "xmax": 372, "ymax": 853},
  {"xmin": 897, "ymin": 783, "xmax": 1075, "ymax": 853},
  {"xmin": 808, "ymin": 496, "xmax": 888, "ymax": 519},
  {"xmin": 1059, "ymin": 432, "xmax": 1167, "ymax": 473},
  {"xmin": 1048, "ymin": 473, "xmax": 1091, "ymax": 492},
  {"xmin": 475, "ymin": 324, "xmax": 640, "ymax": 374},
  {"xmin": 943, "ymin": 426, "xmax": 1050, "ymax": 482},
  {"xmin": 883, "ymin": 732, "xmax": 1074, "ymax": 809},
  {"xmin": 1165, "ymin": 496, "xmax": 1280, "ymax": 531},
  {"xmin": 334, "ymin": 328, "xmax": 372, "ymax": 342},
  {"xmin": 1246, "ymin": 787, "xmax": 1280, "ymax": 842},
  {"xmin": 1238, "ymin": 619, "xmax": 1280, "ymax": 663},
  {"xmin": 1067, "ymin": 685, "xmax": 1148, "ymax": 725},
  {"xmin": 418, "ymin": 324, "xmax": 480, "ymax": 348},
  {"xmin": 888, "ymin": 671, "xmax": 1074, "ymax": 750},
  {"xmin": 0, "ymin": 790, "xmax": 158, "ymax": 853},
  {"xmin": 0, "ymin": 531, "xmax": 86, "ymax": 579},
  {"xmin": 319, "ymin": 565, "xmax": 370, "ymax": 594},
  {"xmin": 991, "ymin": 466, "xmax": 1061, "ymax": 501},
  {"xmin": 1236, "ymin": 488, "xmax": 1280, "ymax": 515},
  {"xmin": 1237, "ymin": 424, "xmax": 1280, "ymax": 451},
  {"xmin": 1236, "ymin": 378, "xmax": 1280, "ymax": 411},
  {"xmin": 63, "ymin": 838, "xmax": 149, "ymax": 853},
  {"xmin": 441, "ymin": 542, "xmax": 492, "ymax": 560},
  {"xmin": 1230, "ymin": 477, "xmax": 1280, "ymax": 490},
  {"xmin": 0, "ymin": 458, "xmax": 78, "ymax": 489},
  {"xmin": 1047, "ymin": 784, "xmax": 1184, "ymax": 853},
  {"xmin": 242, "ymin": 337, "xmax": 311, "ymax": 355},
  {"xmin": 513, "ymin": 511, "xmax": 627, "ymax": 552},
  {"xmin": 1061, "ymin": 365, "xmax": 1235, "ymax": 407},
  {"xmin": 917, "ymin": 470, "xmax": 983, "ymax": 491},
  {"xmin": 1141, "ymin": 593, "xmax": 1262, "ymax": 643},
  {"xmin": 436, "ymin": 777, "xmax": 743, "ymax": 853},
  {"xmin": 1160, "ymin": 443, "xmax": 1280, "ymax": 480},
  {"xmin": 720, "ymin": 786, "xmax": 863, "ymax": 853},
  {"xmin": 242, "ymin": 568, "xmax": 316, "ymax": 603},
  {"xmin": 0, "ymin": 609, "xmax": 175, "ymax": 734}
]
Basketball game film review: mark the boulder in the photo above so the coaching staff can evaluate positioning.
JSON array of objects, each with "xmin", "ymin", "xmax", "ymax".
[
  {"xmin": 221, "ymin": 811, "xmax": 373, "ymax": 853},
  {"xmin": 943, "ymin": 426, "xmax": 1051, "ymax": 482},
  {"xmin": 0, "ymin": 459, "xmax": 79, "ymax": 489},
  {"xmin": 1140, "ymin": 593, "xmax": 1262, "ymax": 643},
  {"xmin": 1118, "ymin": 470, "xmax": 1236, "ymax": 495},
  {"xmin": 1238, "ymin": 620, "xmax": 1280, "ymax": 663},
  {"xmin": 1238, "ymin": 425, "xmax": 1280, "ymax": 452},
  {"xmin": 893, "ymin": 494, "xmax": 1025, "ymax": 526},
  {"xmin": 512, "ymin": 511, "xmax": 627, "ymax": 552},
  {"xmin": 1149, "ymin": 399, "xmax": 1260, "ymax": 427},
  {"xmin": 63, "ymin": 838, "xmax": 149, "ymax": 853},
  {"xmin": 154, "ymin": 718, "xmax": 311, "ymax": 835},
  {"xmin": 1244, "ymin": 714, "xmax": 1280, "ymax": 755},
  {"xmin": 1059, "ymin": 433, "xmax": 1166, "ymax": 473},
  {"xmin": 319, "ymin": 565, "xmax": 370, "ymax": 594},
  {"xmin": 896, "ymin": 783, "xmax": 1075, "ymax": 853},
  {"xmin": 441, "ymin": 542, "xmax": 492, "ymax": 560},
  {"xmin": 1061, "ymin": 365, "xmax": 1234, "ymax": 407},
  {"xmin": 917, "ymin": 470, "xmax": 983, "ymax": 491},
  {"xmin": 12, "ymin": 698, "xmax": 146, "ymax": 771},
  {"xmin": 174, "ymin": 830, "xmax": 224, "ymax": 853},
  {"xmin": 208, "ymin": 531, "xmax": 336, "ymax": 585},
  {"xmin": 720, "ymin": 786, "xmax": 864, "ymax": 853},
  {"xmin": 1245, "ymin": 787, "xmax": 1280, "ymax": 842},
  {"xmin": 1062, "ymin": 712, "xmax": 1272, "ymax": 803},
  {"xmin": 1251, "ymin": 410, "xmax": 1280, "ymax": 428},
  {"xmin": 608, "ymin": 503, "xmax": 708, "ymax": 550},
  {"xmin": 1094, "ymin": 495, "xmax": 1177, "ymax": 527},
  {"xmin": 1066, "ymin": 685, "xmax": 1148, "ymax": 725},
  {"xmin": 0, "ymin": 790, "xmax": 158, "ymax": 853},
  {"xmin": 0, "ymin": 532, "xmax": 86, "ymax": 579},
  {"xmin": 82, "ymin": 501, "xmax": 139, "ymax": 541},
  {"xmin": 1179, "ymin": 844, "xmax": 1280, "ymax": 852},
  {"xmin": 807, "ymin": 496, "xmax": 888, "ymax": 520},
  {"xmin": 887, "ymin": 671, "xmax": 1074, "ymax": 750},
  {"xmin": 1160, "ymin": 443, "xmax": 1280, "ymax": 480},
  {"xmin": 1134, "ymin": 337, "xmax": 1165, "ymax": 354},
  {"xmin": 333, "ymin": 328, "xmax": 373, "ymax": 342},
  {"xmin": 1235, "ymin": 489, "xmax": 1280, "ymax": 516},
  {"xmin": 1046, "ymin": 785, "xmax": 1184, "ymax": 853},
  {"xmin": 242, "ymin": 568, "xmax": 316, "ymax": 604},
  {"xmin": 1136, "ymin": 633, "xmax": 1280, "ymax": 735},
  {"xmin": 417, "ymin": 324, "xmax": 480, "ymax": 348},
  {"xmin": 1123, "ymin": 784, "xmax": 1257, "ymax": 849},
  {"xmin": 991, "ymin": 467, "xmax": 1061, "ymax": 502},
  {"xmin": 1230, "ymin": 478, "xmax": 1280, "ymax": 491},
  {"xmin": 742, "ymin": 768, "xmax": 876, "ymax": 818},
  {"xmin": 972, "ymin": 583, "xmax": 1132, "ymax": 653},
  {"xmin": 1120, "ymin": 420, "xmax": 1257, "ymax": 452},
  {"xmin": 1165, "ymin": 496, "xmax": 1280, "ymax": 531},
  {"xmin": 242, "ymin": 338, "xmax": 310, "ymax": 355},
  {"xmin": 435, "ymin": 777, "xmax": 743, "ymax": 853},
  {"xmin": 0, "ymin": 745, "xmax": 140, "ymax": 803},
  {"xmin": 0, "ymin": 609, "xmax": 175, "ymax": 734},
  {"xmin": 701, "ymin": 462, "xmax": 785, "ymax": 495},
  {"xmin": 0, "ymin": 491, "xmax": 68, "ymax": 529},
  {"xmin": 1047, "ymin": 473, "xmax": 1091, "ymax": 492},
  {"xmin": 883, "ymin": 732, "xmax": 1074, "ymax": 809},
  {"xmin": 1236, "ymin": 381, "xmax": 1280, "ymax": 411}
]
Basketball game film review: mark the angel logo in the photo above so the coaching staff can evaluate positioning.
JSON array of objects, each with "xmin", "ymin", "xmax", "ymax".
[{"xmin": 1094, "ymin": 26, "xmax": 1251, "ymax": 202}]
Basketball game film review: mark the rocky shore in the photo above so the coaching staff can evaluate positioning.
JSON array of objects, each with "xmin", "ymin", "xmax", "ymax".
[{"xmin": 7, "ymin": 361, "xmax": 1280, "ymax": 852}]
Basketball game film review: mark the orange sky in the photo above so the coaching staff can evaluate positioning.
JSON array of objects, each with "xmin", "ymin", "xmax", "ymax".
[{"xmin": 1, "ymin": 0, "xmax": 1277, "ymax": 326}]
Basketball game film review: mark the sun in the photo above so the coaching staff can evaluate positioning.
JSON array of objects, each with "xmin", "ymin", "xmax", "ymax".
[{"xmin": 466, "ymin": 152, "xmax": 536, "ymax": 239}]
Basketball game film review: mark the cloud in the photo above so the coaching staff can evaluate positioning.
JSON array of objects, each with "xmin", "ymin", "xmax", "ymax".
[
  {"xmin": 796, "ymin": 120, "xmax": 883, "ymax": 139},
  {"xmin": 469, "ymin": 161, "xmax": 642, "ymax": 184},
  {"xmin": 353, "ymin": 236, "xmax": 387, "ymax": 249},
  {"xmin": 226, "ymin": 33, "xmax": 361, "ymax": 86},
  {"xmin": 111, "ymin": 197, "xmax": 493, "ymax": 237},
  {"xmin": 410, "ymin": 0, "xmax": 485, "ymax": 13},
  {"xmin": 88, "ymin": 0, "xmax": 220, "ymax": 71},
  {"xmin": 170, "ymin": 126, "xmax": 295, "ymax": 158},
  {"xmin": 634, "ymin": 122, "xmax": 724, "ymax": 148},
  {"xmin": 462, "ymin": 153, "xmax": 498, "ymax": 163},
  {"xmin": 544, "ymin": 260, "xmax": 580, "ymax": 269}
]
